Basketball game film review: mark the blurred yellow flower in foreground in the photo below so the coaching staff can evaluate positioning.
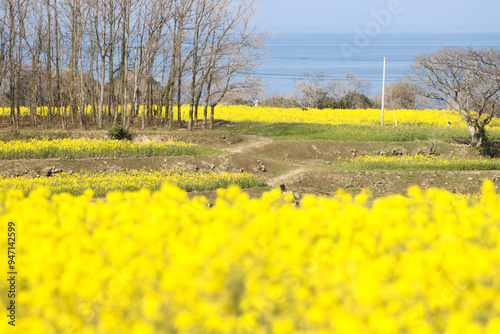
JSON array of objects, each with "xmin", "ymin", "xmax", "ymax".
[{"xmin": 1, "ymin": 182, "xmax": 499, "ymax": 333}]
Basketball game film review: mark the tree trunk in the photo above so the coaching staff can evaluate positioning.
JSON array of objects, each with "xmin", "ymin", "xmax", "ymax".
[
  {"xmin": 109, "ymin": 45, "xmax": 116, "ymax": 124},
  {"xmin": 98, "ymin": 54, "xmax": 106, "ymax": 129},
  {"xmin": 194, "ymin": 87, "xmax": 203, "ymax": 127},
  {"xmin": 188, "ymin": 104, "xmax": 193, "ymax": 131},
  {"xmin": 54, "ymin": 0, "xmax": 62, "ymax": 130},
  {"xmin": 132, "ymin": 47, "xmax": 139, "ymax": 120},
  {"xmin": 120, "ymin": 1, "xmax": 129, "ymax": 128},
  {"xmin": 188, "ymin": 52, "xmax": 198, "ymax": 131},
  {"xmin": 89, "ymin": 46, "xmax": 98, "ymax": 124},
  {"xmin": 210, "ymin": 104, "xmax": 215, "ymax": 130},
  {"xmin": 8, "ymin": 1, "xmax": 19, "ymax": 132},
  {"xmin": 45, "ymin": 0, "xmax": 54, "ymax": 128},
  {"xmin": 165, "ymin": 49, "xmax": 176, "ymax": 130},
  {"xmin": 467, "ymin": 121, "xmax": 491, "ymax": 155},
  {"xmin": 175, "ymin": 18, "xmax": 183, "ymax": 128},
  {"xmin": 30, "ymin": 50, "xmax": 39, "ymax": 127},
  {"xmin": 108, "ymin": 0, "xmax": 115, "ymax": 124},
  {"xmin": 78, "ymin": 39, "xmax": 86, "ymax": 129},
  {"xmin": 70, "ymin": 2, "xmax": 77, "ymax": 127},
  {"xmin": 177, "ymin": 70, "xmax": 182, "ymax": 128},
  {"xmin": 203, "ymin": 73, "xmax": 213, "ymax": 130}
]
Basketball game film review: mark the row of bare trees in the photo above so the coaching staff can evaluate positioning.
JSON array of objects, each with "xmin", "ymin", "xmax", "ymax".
[
  {"xmin": 0, "ymin": 0, "xmax": 267, "ymax": 130},
  {"xmin": 293, "ymin": 71, "xmax": 373, "ymax": 109}
]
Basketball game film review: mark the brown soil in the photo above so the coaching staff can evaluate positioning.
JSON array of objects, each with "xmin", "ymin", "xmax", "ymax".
[{"xmin": 2, "ymin": 122, "xmax": 498, "ymax": 199}]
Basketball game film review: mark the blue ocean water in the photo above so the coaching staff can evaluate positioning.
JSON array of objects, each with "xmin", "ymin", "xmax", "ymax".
[{"xmin": 253, "ymin": 33, "xmax": 500, "ymax": 96}]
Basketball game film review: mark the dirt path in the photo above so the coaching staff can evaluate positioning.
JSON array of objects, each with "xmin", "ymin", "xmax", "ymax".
[
  {"xmin": 267, "ymin": 167, "xmax": 310, "ymax": 188},
  {"xmin": 223, "ymin": 134, "xmax": 316, "ymax": 188},
  {"xmin": 223, "ymin": 134, "xmax": 273, "ymax": 153}
]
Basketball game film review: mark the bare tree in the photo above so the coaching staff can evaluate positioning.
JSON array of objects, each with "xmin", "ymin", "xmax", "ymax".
[
  {"xmin": 186, "ymin": 0, "xmax": 211, "ymax": 131},
  {"xmin": 53, "ymin": 0, "xmax": 65, "ymax": 128},
  {"xmin": 295, "ymin": 71, "xmax": 372, "ymax": 109},
  {"xmin": 341, "ymin": 71, "xmax": 371, "ymax": 97},
  {"xmin": 374, "ymin": 80, "xmax": 417, "ymax": 110},
  {"xmin": 410, "ymin": 47, "xmax": 500, "ymax": 153},
  {"xmin": 43, "ymin": 0, "xmax": 54, "ymax": 126},
  {"xmin": 87, "ymin": 0, "xmax": 123, "ymax": 129},
  {"xmin": 5, "ymin": 0, "xmax": 30, "ymax": 130},
  {"xmin": 294, "ymin": 72, "xmax": 328, "ymax": 109},
  {"xmin": 20, "ymin": 0, "xmax": 45, "ymax": 127},
  {"xmin": 59, "ymin": 0, "xmax": 86, "ymax": 127},
  {"xmin": 119, "ymin": 0, "xmax": 140, "ymax": 128},
  {"xmin": 0, "ymin": 4, "xmax": 9, "ymax": 103},
  {"xmin": 166, "ymin": 0, "xmax": 193, "ymax": 128},
  {"xmin": 200, "ymin": 0, "xmax": 267, "ymax": 129}
]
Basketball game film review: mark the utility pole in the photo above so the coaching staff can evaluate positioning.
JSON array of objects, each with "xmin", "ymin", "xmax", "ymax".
[{"xmin": 381, "ymin": 57, "xmax": 386, "ymax": 126}]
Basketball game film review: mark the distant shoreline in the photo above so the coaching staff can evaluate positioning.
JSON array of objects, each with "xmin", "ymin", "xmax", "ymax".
[{"xmin": 254, "ymin": 32, "xmax": 500, "ymax": 96}]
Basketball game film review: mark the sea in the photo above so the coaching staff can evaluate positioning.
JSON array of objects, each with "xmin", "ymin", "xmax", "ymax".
[{"xmin": 253, "ymin": 33, "xmax": 500, "ymax": 96}]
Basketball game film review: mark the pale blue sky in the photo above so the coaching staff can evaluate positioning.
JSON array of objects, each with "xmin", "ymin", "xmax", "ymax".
[{"xmin": 253, "ymin": 0, "xmax": 500, "ymax": 33}]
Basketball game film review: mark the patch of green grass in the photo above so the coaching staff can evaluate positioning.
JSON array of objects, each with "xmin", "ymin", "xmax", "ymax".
[
  {"xmin": 334, "ymin": 155, "xmax": 500, "ymax": 171},
  {"xmin": 237, "ymin": 123, "xmax": 500, "ymax": 142}
]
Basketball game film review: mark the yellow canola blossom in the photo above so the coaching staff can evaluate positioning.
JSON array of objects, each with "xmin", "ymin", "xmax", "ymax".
[
  {"xmin": 0, "ymin": 138, "xmax": 212, "ymax": 159},
  {"xmin": 213, "ymin": 105, "xmax": 500, "ymax": 129},
  {"xmin": 4, "ymin": 105, "xmax": 500, "ymax": 129},
  {"xmin": 1, "ymin": 182, "xmax": 500, "ymax": 333},
  {"xmin": 0, "ymin": 170, "xmax": 266, "ymax": 196},
  {"xmin": 342, "ymin": 154, "xmax": 500, "ymax": 170}
]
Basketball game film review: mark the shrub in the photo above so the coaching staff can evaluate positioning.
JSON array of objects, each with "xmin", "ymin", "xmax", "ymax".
[
  {"xmin": 108, "ymin": 125, "xmax": 132, "ymax": 141},
  {"xmin": 317, "ymin": 92, "xmax": 374, "ymax": 109}
]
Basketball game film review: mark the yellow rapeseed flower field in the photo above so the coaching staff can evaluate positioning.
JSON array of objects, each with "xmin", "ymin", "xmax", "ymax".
[
  {"xmin": 0, "ymin": 170, "xmax": 266, "ymax": 196},
  {"xmin": 0, "ymin": 138, "xmax": 214, "ymax": 159},
  {"xmin": 1, "ymin": 183, "xmax": 500, "ymax": 333},
  {"xmin": 214, "ymin": 105, "xmax": 500, "ymax": 129},
  {"xmin": 341, "ymin": 154, "xmax": 500, "ymax": 170},
  {"xmin": 4, "ymin": 105, "xmax": 500, "ymax": 129}
]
